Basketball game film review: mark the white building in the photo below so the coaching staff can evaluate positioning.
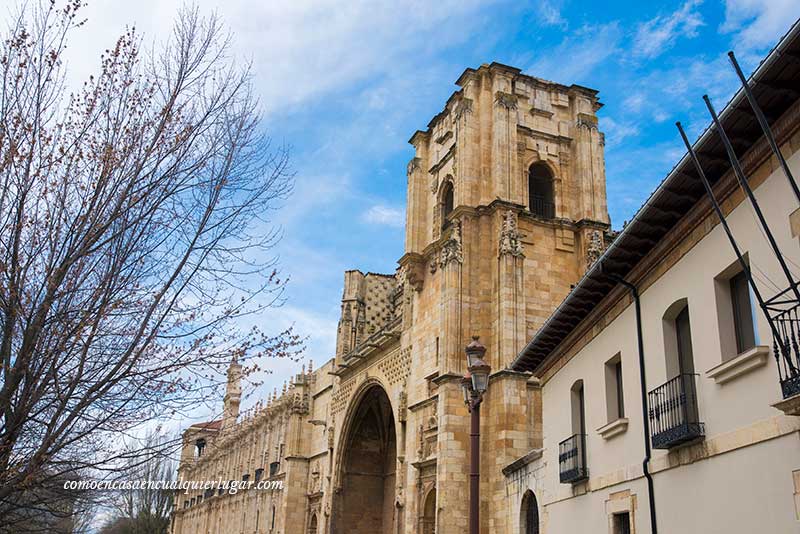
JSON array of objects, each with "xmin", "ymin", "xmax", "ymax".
[{"xmin": 507, "ymin": 21, "xmax": 800, "ymax": 534}]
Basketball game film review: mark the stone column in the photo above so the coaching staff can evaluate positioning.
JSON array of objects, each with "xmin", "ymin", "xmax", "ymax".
[
  {"xmin": 439, "ymin": 220, "xmax": 464, "ymax": 376},
  {"xmin": 497, "ymin": 210, "xmax": 526, "ymax": 368}
]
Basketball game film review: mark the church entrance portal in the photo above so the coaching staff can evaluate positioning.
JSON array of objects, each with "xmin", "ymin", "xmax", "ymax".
[{"xmin": 331, "ymin": 385, "xmax": 397, "ymax": 534}]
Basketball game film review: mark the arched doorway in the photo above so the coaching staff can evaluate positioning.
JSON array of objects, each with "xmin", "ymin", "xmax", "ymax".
[
  {"xmin": 520, "ymin": 490, "xmax": 539, "ymax": 534},
  {"xmin": 331, "ymin": 385, "xmax": 397, "ymax": 534},
  {"xmin": 421, "ymin": 488, "xmax": 436, "ymax": 534}
]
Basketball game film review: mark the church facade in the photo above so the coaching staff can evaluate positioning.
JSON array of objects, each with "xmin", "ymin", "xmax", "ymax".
[
  {"xmin": 172, "ymin": 60, "xmax": 612, "ymax": 534},
  {"xmin": 172, "ymin": 20, "xmax": 800, "ymax": 534}
]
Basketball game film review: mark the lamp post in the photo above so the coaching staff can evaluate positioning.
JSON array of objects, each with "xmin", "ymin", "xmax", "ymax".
[{"xmin": 461, "ymin": 336, "xmax": 491, "ymax": 534}]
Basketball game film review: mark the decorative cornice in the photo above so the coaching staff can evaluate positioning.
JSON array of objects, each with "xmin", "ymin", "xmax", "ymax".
[
  {"xmin": 502, "ymin": 448, "xmax": 543, "ymax": 476},
  {"xmin": 517, "ymin": 124, "xmax": 572, "ymax": 144},
  {"xmin": 428, "ymin": 144, "xmax": 455, "ymax": 175},
  {"xmin": 408, "ymin": 393, "xmax": 438, "ymax": 412}
]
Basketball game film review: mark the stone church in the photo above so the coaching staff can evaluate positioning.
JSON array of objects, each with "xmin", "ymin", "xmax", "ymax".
[{"xmin": 172, "ymin": 61, "xmax": 614, "ymax": 534}]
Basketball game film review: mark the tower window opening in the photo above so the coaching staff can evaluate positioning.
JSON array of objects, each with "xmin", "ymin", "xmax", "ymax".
[
  {"xmin": 528, "ymin": 163, "xmax": 555, "ymax": 219},
  {"xmin": 442, "ymin": 181, "xmax": 454, "ymax": 230}
]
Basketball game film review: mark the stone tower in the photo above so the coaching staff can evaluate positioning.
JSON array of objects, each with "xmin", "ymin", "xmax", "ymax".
[
  {"xmin": 329, "ymin": 62, "xmax": 611, "ymax": 534},
  {"xmin": 171, "ymin": 61, "xmax": 612, "ymax": 534},
  {"xmin": 222, "ymin": 358, "xmax": 242, "ymax": 430}
]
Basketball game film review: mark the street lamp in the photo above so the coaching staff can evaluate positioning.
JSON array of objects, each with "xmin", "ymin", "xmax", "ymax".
[{"xmin": 461, "ymin": 336, "xmax": 491, "ymax": 534}]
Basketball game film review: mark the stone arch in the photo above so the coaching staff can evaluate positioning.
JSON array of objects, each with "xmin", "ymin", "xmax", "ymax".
[
  {"xmin": 331, "ymin": 381, "xmax": 398, "ymax": 534},
  {"xmin": 420, "ymin": 486, "xmax": 436, "ymax": 534},
  {"xmin": 520, "ymin": 490, "xmax": 539, "ymax": 534}
]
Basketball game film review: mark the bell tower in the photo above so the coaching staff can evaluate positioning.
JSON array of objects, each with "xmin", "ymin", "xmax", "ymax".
[
  {"xmin": 398, "ymin": 62, "xmax": 611, "ymax": 534},
  {"xmin": 402, "ymin": 62, "xmax": 609, "ymax": 371}
]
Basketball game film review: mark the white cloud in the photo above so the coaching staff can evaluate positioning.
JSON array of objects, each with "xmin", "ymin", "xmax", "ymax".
[
  {"xmin": 623, "ymin": 92, "xmax": 646, "ymax": 112},
  {"xmin": 536, "ymin": 0, "xmax": 566, "ymax": 28},
  {"xmin": 721, "ymin": 0, "xmax": 800, "ymax": 50},
  {"xmin": 528, "ymin": 23, "xmax": 623, "ymax": 84},
  {"xmin": 600, "ymin": 117, "xmax": 640, "ymax": 148},
  {"xmin": 63, "ymin": 0, "xmax": 507, "ymax": 117},
  {"xmin": 633, "ymin": 0, "xmax": 705, "ymax": 59},
  {"xmin": 362, "ymin": 204, "xmax": 405, "ymax": 228}
]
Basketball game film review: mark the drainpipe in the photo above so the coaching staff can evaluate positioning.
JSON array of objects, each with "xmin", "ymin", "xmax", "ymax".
[{"xmin": 605, "ymin": 267, "xmax": 658, "ymax": 534}]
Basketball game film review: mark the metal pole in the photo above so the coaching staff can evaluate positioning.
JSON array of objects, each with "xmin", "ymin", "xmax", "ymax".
[
  {"xmin": 469, "ymin": 397, "xmax": 481, "ymax": 534},
  {"xmin": 612, "ymin": 274, "xmax": 658, "ymax": 534},
  {"xmin": 676, "ymin": 122, "xmax": 773, "ymax": 316},
  {"xmin": 728, "ymin": 50, "xmax": 800, "ymax": 204},
  {"xmin": 703, "ymin": 95, "xmax": 800, "ymax": 302}
]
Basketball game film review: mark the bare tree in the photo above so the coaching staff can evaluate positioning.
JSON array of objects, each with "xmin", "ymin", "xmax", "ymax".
[
  {"xmin": 99, "ymin": 431, "xmax": 175, "ymax": 534},
  {"xmin": 0, "ymin": 2, "xmax": 301, "ymax": 531}
]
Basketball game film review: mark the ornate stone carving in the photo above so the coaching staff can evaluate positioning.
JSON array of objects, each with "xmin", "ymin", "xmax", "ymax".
[
  {"xmin": 495, "ymin": 91, "xmax": 518, "ymax": 110},
  {"xmin": 400, "ymin": 259, "xmax": 425, "ymax": 292},
  {"xmin": 454, "ymin": 98, "xmax": 473, "ymax": 121},
  {"xmin": 398, "ymin": 384, "xmax": 408, "ymax": 423},
  {"xmin": 407, "ymin": 157, "xmax": 421, "ymax": 175},
  {"xmin": 499, "ymin": 210, "xmax": 525, "ymax": 258},
  {"xmin": 439, "ymin": 221, "xmax": 463, "ymax": 267},
  {"xmin": 291, "ymin": 389, "xmax": 309, "ymax": 415},
  {"xmin": 586, "ymin": 230, "xmax": 604, "ymax": 269},
  {"xmin": 430, "ymin": 174, "xmax": 438, "ymax": 193},
  {"xmin": 576, "ymin": 112, "xmax": 599, "ymax": 131},
  {"xmin": 395, "ymin": 485, "xmax": 405, "ymax": 508}
]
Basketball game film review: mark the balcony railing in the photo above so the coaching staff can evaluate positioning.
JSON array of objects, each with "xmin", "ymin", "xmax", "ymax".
[
  {"xmin": 558, "ymin": 433, "xmax": 588, "ymax": 484},
  {"xmin": 768, "ymin": 296, "xmax": 800, "ymax": 399},
  {"xmin": 530, "ymin": 195, "xmax": 555, "ymax": 219},
  {"xmin": 648, "ymin": 373, "xmax": 704, "ymax": 449}
]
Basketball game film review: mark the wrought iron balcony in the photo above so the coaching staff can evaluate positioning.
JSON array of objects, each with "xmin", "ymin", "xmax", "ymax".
[
  {"xmin": 558, "ymin": 433, "xmax": 588, "ymax": 484},
  {"xmin": 766, "ymin": 292, "xmax": 800, "ymax": 399},
  {"xmin": 648, "ymin": 373, "xmax": 704, "ymax": 449}
]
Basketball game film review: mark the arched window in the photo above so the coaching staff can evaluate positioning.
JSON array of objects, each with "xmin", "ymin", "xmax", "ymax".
[
  {"xmin": 528, "ymin": 163, "xmax": 555, "ymax": 218},
  {"xmin": 308, "ymin": 514, "xmax": 318, "ymax": 534},
  {"xmin": 520, "ymin": 490, "xmax": 539, "ymax": 534},
  {"xmin": 442, "ymin": 181, "xmax": 454, "ymax": 230}
]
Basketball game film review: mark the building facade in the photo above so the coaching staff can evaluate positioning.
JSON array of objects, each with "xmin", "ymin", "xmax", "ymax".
[{"xmin": 172, "ymin": 21, "xmax": 800, "ymax": 534}]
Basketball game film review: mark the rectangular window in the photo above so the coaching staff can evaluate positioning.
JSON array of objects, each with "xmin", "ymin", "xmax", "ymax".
[
  {"xmin": 604, "ymin": 354, "xmax": 624, "ymax": 422},
  {"xmin": 715, "ymin": 256, "xmax": 760, "ymax": 362},
  {"xmin": 730, "ymin": 271, "xmax": 756, "ymax": 354},
  {"xmin": 613, "ymin": 512, "xmax": 631, "ymax": 534}
]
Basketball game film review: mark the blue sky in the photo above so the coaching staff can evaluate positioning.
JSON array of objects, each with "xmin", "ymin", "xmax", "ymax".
[{"xmin": 66, "ymin": 0, "xmax": 800, "ymax": 409}]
